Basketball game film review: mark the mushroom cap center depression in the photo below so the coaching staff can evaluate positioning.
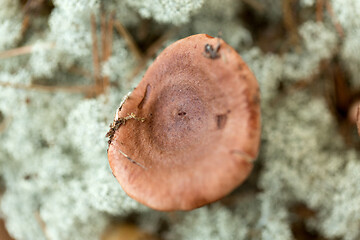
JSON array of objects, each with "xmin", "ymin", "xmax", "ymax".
[{"xmin": 149, "ymin": 83, "xmax": 209, "ymax": 153}]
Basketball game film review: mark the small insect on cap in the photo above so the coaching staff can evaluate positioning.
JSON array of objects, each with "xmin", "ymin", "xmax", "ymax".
[{"xmin": 107, "ymin": 34, "xmax": 261, "ymax": 211}]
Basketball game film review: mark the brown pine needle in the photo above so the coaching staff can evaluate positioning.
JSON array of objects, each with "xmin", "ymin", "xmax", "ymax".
[
  {"xmin": 21, "ymin": 15, "xmax": 31, "ymax": 36},
  {"xmin": 90, "ymin": 13, "xmax": 102, "ymax": 95},
  {"xmin": 101, "ymin": 11, "xmax": 115, "ymax": 93},
  {"xmin": 282, "ymin": 0, "xmax": 299, "ymax": 46},
  {"xmin": 325, "ymin": 0, "xmax": 344, "ymax": 38},
  {"xmin": 114, "ymin": 20, "xmax": 143, "ymax": 61},
  {"xmin": 100, "ymin": 11, "xmax": 108, "ymax": 93},
  {"xmin": 101, "ymin": 12, "xmax": 108, "ymax": 63},
  {"xmin": 0, "ymin": 42, "xmax": 55, "ymax": 59},
  {"xmin": 145, "ymin": 29, "xmax": 176, "ymax": 58},
  {"xmin": 0, "ymin": 81, "xmax": 93, "ymax": 94},
  {"xmin": 316, "ymin": 0, "xmax": 324, "ymax": 22},
  {"xmin": 105, "ymin": 12, "xmax": 115, "ymax": 61},
  {"xmin": 127, "ymin": 28, "xmax": 177, "ymax": 83}
]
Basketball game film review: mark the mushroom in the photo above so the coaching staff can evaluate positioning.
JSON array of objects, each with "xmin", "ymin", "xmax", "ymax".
[{"xmin": 107, "ymin": 34, "xmax": 261, "ymax": 211}]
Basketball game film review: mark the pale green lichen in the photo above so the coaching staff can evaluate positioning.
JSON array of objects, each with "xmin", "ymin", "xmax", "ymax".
[
  {"xmin": 126, "ymin": 0, "xmax": 205, "ymax": 25},
  {"xmin": 0, "ymin": 0, "xmax": 22, "ymax": 51},
  {"xmin": 167, "ymin": 204, "xmax": 248, "ymax": 240},
  {"xmin": 260, "ymin": 89, "xmax": 360, "ymax": 240}
]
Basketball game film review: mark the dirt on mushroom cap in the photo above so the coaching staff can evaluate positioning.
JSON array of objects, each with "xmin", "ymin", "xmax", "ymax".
[{"xmin": 107, "ymin": 34, "xmax": 261, "ymax": 211}]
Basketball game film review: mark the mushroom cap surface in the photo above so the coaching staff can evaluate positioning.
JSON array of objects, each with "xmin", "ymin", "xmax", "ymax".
[{"xmin": 108, "ymin": 34, "xmax": 261, "ymax": 211}]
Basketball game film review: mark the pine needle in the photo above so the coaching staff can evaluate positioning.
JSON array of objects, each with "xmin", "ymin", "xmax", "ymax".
[{"xmin": 0, "ymin": 42, "xmax": 55, "ymax": 59}]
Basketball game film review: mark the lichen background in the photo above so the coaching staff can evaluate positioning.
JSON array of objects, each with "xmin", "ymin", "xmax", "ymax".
[{"xmin": 0, "ymin": 0, "xmax": 360, "ymax": 240}]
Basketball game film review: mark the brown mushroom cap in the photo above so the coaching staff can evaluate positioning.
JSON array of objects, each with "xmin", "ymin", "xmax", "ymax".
[{"xmin": 108, "ymin": 34, "xmax": 261, "ymax": 211}]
